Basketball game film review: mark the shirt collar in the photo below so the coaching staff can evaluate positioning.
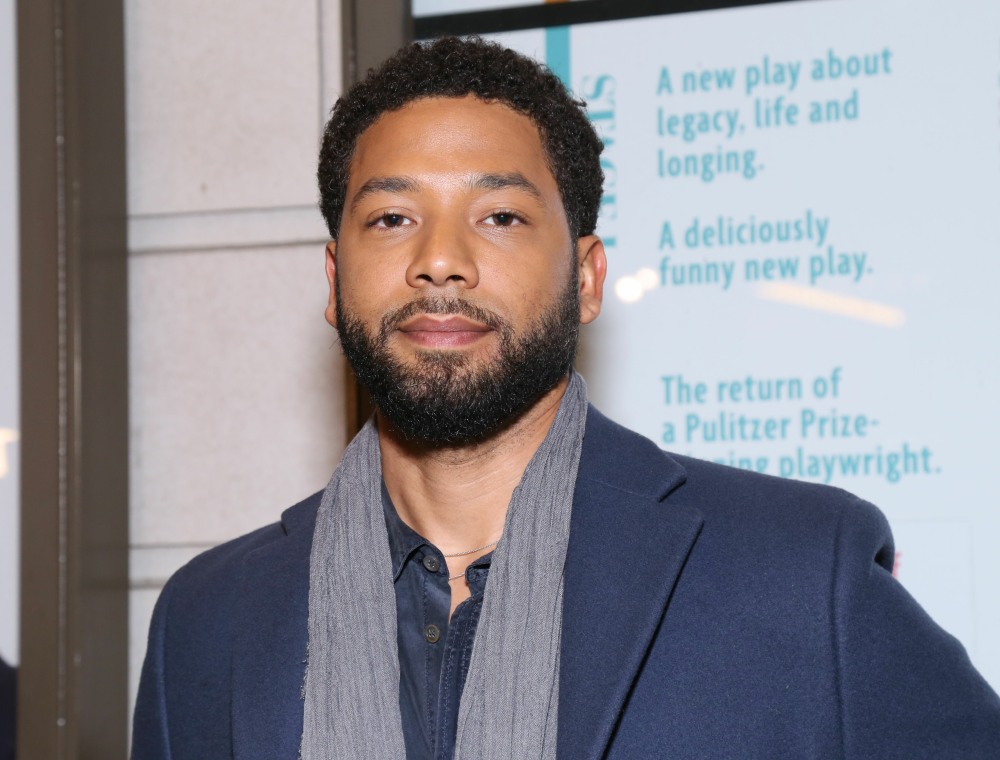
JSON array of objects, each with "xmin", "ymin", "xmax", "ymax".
[
  {"xmin": 381, "ymin": 482, "xmax": 429, "ymax": 581},
  {"xmin": 381, "ymin": 482, "xmax": 494, "ymax": 591}
]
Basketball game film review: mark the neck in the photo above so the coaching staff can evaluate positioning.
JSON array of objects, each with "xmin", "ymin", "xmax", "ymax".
[{"xmin": 378, "ymin": 375, "xmax": 570, "ymax": 553}]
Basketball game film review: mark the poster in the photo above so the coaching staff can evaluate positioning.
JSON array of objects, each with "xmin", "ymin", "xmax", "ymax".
[{"xmin": 487, "ymin": 0, "xmax": 1000, "ymax": 689}]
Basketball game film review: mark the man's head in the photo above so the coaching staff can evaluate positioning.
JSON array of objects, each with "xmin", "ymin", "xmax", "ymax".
[
  {"xmin": 318, "ymin": 36, "xmax": 604, "ymax": 242},
  {"xmin": 320, "ymin": 38, "xmax": 606, "ymax": 446}
]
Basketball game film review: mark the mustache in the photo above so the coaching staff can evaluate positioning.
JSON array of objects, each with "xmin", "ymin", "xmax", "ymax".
[{"xmin": 378, "ymin": 298, "xmax": 507, "ymax": 342}]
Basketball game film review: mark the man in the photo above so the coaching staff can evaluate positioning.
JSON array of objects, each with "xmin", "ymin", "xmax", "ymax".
[{"xmin": 132, "ymin": 37, "xmax": 1000, "ymax": 759}]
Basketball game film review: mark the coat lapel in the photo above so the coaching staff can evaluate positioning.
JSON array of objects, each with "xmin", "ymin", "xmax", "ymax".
[
  {"xmin": 558, "ymin": 408, "xmax": 704, "ymax": 760},
  {"xmin": 231, "ymin": 496, "xmax": 318, "ymax": 760}
]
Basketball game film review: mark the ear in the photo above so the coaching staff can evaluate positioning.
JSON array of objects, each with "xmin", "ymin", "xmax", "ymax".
[
  {"xmin": 575, "ymin": 235, "xmax": 606, "ymax": 325},
  {"xmin": 324, "ymin": 240, "xmax": 338, "ymax": 328}
]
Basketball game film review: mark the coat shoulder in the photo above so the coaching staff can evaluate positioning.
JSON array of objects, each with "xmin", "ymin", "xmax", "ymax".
[
  {"xmin": 132, "ymin": 491, "xmax": 322, "ymax": 759},
  {"xmin": 671, "ymin": 450, "xmax": 888, "ymax": 533},
  {"xmin": 164, "ymin": 490, "xmax": 321, "ymax": 603},
  {"xmin": 584, "ymin": 404, "xmax": 888, "ymax": 549}
]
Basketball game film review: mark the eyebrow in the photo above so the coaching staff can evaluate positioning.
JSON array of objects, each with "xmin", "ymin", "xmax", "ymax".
[
  {"xmin": 468, "ymin": 172, "xmax": 544, "ymax": 201},
  {"xmin": 349, "ymin": 175, "xmax": 420, "ymax": 212},
  {"xmin": 348, "ymin": 171, "xmax": 545, "ymax": 212}
]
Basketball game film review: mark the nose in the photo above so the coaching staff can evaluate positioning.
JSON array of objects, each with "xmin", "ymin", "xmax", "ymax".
[{"xmin": 404, "ymin": 218, "xmax": 480, "ymax": 290}]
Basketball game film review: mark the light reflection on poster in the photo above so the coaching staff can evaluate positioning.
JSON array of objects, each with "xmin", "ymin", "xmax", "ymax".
[{"xmin": 488, "ymin": 0, "xmax": 1000, "ymax": 689}]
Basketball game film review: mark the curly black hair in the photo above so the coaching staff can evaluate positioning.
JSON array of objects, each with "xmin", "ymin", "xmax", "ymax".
[{"xmin": 318, "ymin": 36, "xmax": 604, "ymax": 241}]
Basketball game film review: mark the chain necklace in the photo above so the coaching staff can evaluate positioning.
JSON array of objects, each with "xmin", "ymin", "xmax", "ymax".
[
  {"xmin": 445, "ymin": 538, "xmax": 500, "ymax": 581},
  {"xmin": 443, "ymin": 538, "xmax": 500, "ymax": 558}
]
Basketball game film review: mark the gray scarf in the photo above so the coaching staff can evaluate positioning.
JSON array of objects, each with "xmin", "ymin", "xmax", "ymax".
[{"xmin": 301, "ymin": 371, "xmax": 588, "ymax": 760}]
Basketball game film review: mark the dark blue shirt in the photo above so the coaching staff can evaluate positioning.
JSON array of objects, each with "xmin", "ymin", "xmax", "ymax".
[{"xmin": 382, "ymin": 486, "xmax": 492, "ymax": 760}]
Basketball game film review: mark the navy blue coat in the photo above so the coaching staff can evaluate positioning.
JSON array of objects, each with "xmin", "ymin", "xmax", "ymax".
[{"xmin": 132, "ymin": 407, "xmax": 1000, "ymax": 758}]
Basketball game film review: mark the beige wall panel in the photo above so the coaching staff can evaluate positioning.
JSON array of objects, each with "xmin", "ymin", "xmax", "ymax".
[
  {"xmin": 319, "ymin": 0, "xmax": 343, "ymax": 120},
  {"xmin": 129, "ymin": 245, "xmax": 346, "ymax": 546},
  {"xmin": 126, "ymin": 0, "xmax": 323, "ymax": 215}
]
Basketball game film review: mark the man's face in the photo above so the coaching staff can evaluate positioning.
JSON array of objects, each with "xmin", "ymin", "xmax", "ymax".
[{"xmin": 325, "ymin": 95, "xmax": 605, "ymax": 444}]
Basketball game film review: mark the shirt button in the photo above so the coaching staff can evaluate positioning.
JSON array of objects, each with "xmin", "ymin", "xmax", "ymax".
[
  {"xmin": 424, "ymin": 624, "xmax": 441, "ymax": 644},
  {"xmin": 422, "ymin": 555, "xmax": 440, "ymax": 573}
]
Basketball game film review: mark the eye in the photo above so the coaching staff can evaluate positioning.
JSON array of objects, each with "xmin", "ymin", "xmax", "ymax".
[
  {"xmin": 368, "ymin": 212, "xmax": 413, "ymax": 229},
  {"xmin": 483, "ymin": 210, "xmax": 525, "ymax": 227}
]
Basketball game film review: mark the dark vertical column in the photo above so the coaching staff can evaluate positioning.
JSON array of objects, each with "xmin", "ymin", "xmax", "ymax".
[
  {"xmin": 341, "ymin": 0, "xmax": 412, "ymax": 438},
  {"xmin": 342, "ymin": 0, "xmax": 412, "ymax": 89},
  {"xmin": 17, "ymin": 0, "xmax": 129, "ymax": 756}
]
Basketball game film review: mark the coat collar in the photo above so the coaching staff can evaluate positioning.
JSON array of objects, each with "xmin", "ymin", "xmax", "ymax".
[
  {"xmin": 229, "ymin": 407, "xmax": 703, "ymax": 760},
  {"xmin": 558, "ymin": 406, "xmax": 704, "ymax": 760}
]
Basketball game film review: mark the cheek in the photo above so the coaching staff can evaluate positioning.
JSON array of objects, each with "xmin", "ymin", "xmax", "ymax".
[
  {"xmin": 336, "ymin": 256, "xmax": 398, "ymax": 313},
  {"xmin": 497, "ymin": 270, "xmax": 570, "ymax": 325}
]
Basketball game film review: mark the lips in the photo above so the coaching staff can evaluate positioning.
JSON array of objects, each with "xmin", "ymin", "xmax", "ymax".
[
  {"xmin": 399, "ymin": 316, "xmax": 491, "ymax": 333},
  {"xmin": 397, "ymin": 315, "xmax": 493, "ymax": 348}
]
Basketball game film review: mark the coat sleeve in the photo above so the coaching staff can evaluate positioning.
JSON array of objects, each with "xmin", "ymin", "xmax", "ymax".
[
  {"xmin": 834, "ymin": 500, "xmax": 1000, "ymax": 758},
  {"xmin": 131, "ymin": 577, "xmax": 175, "ymax": 760}
]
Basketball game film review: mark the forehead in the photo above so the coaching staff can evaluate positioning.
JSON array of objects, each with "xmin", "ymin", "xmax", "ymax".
[{"xmin": 347, "ymin": 95, "xmax": 554, "ymax": 189}]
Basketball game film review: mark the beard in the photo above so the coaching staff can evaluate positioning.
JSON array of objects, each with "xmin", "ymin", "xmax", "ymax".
[{"xmin": 336, "ymin": 273, "xmax": 580, "ymax": 446}]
